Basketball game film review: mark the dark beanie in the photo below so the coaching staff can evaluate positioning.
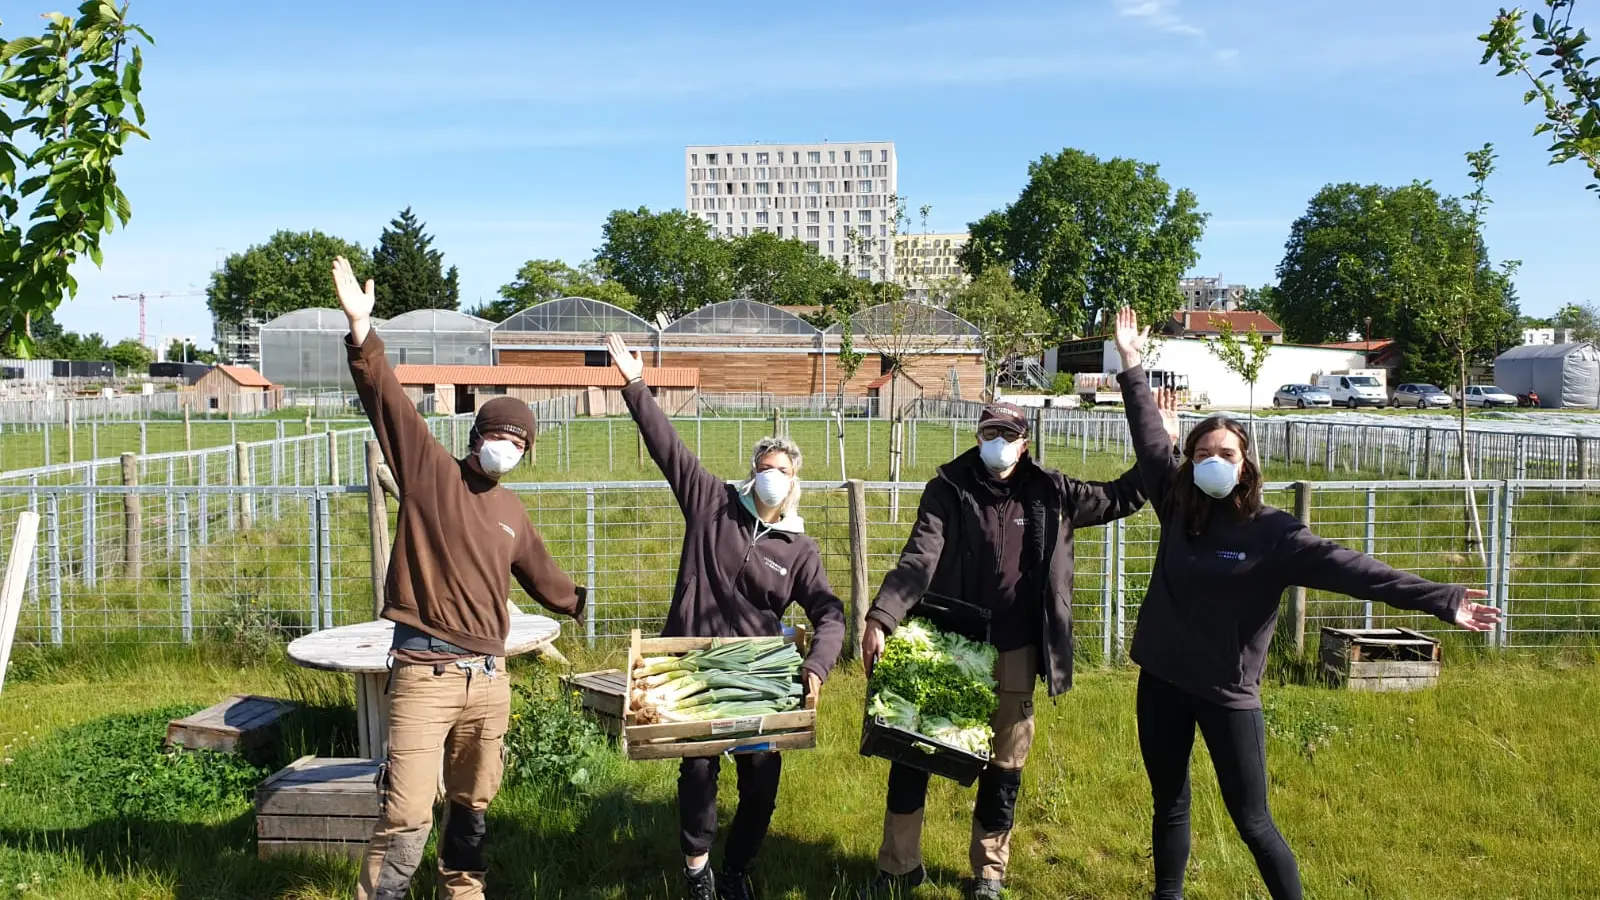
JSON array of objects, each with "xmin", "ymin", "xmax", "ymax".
[{"xmin": 473, "ymin": 397, "xmax": 536, "ymax": 443}]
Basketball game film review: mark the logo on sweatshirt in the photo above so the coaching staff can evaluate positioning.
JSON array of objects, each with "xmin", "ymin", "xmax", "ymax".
[
  {"xmin": 1216, "ymin": 550, "xmax": 1246, "ymax": 561},
  {"xmin": 1013, "ymin": 517, "xmax": 1026, "ymax": 526},
  {"xmin": 762, "ymin": 557, "xmax": 789, "ymax": 577},
  {"xmin": 499, "ymin": 522, "xmax": 516, "ymax": 539}
]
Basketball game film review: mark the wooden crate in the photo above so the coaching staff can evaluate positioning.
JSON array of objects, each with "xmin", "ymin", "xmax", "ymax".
[
  {"xmin": 562, "ymin": 669, "xmax": 627, "ymax": 735},
  {"xmin": 622, "ymin": 628, "xmax": 816, "ymax": 760},
  {"xmin": 1320, "ymin": 627, "xmax": 1442, "ymax": 692},
  {"xmin": 255, "ymin": 756, "xmax": 380, "ymax": 860},
  {"xmin": 166, "ymin": 694, "xmax": 296, "ymax": 754}
]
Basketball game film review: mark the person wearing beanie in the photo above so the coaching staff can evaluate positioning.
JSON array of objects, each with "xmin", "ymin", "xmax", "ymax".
[
  {"xmin": 858, "ymin": 401, "xmax": 1173, "ymax": 900},
  {"xmin": 603, "ymin": 333, "xmax": 845, "ymax": 900},
  {"xmin": 332, "ymin": 257, "xmax": 587, "ymax": 900}
]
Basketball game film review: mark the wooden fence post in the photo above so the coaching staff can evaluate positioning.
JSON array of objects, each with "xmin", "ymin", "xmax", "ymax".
[
  {"xmin": 183, "ymin": 406, "xmax": 193, "ymax": 452},
  {"xmin": 326, "ymin": 430, "xmax": 340, "ymax": 486},
  {"xmin": 65, "ymin": 403, "xmax": 75, "ymax": 463},
  {"xmin": 366, "ymin": 440, "xmax": 391, "ymax": 619},
  {"xmin": 304, "ymin": 408, "xmax": 312, "ymax": 437},
  {"xmin": 235, "ymin": 442, "xmax": 254, "ymax": 530},
  {"xmin": 845, "ymin": 478, "xmax": 869, "ymax": 661},
  {"xmin": 0, "ymin": 511, "xmax": 42, "ymax": 695},
  {"xmin": 121, "ymin": 453, "xmax": 141, "ymax": 579},
  {"xmin": 1289, "ymin": 481, "xmax": 1314, "ymax": 654}
]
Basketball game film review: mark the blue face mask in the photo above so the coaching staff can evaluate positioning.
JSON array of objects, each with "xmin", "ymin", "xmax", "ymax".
[{"xmin": 1192, "ymin": 457, "xmax": 1240, "ymax": 499}]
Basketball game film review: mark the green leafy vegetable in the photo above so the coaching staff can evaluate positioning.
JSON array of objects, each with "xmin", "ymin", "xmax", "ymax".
[{"xmin": 868, "ymin": 618, "xmax": 999, "ymax": 756}]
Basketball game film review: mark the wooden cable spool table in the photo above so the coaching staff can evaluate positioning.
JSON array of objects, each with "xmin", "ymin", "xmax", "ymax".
[{"xmin": 285, "ymin": 614, "xmax": 560, "ymax": 758}]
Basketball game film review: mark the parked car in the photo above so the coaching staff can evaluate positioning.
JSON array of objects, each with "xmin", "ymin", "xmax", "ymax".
[
  {"xmin": 1315, "ymin": 373, "xmax": 1387, "ymax": 408},
  {"xmin": 1462, "ymin": 385, "xmax": 1518, "ymax": 408},
  {"xmin": 1391, "ymin": 383, "xmax": 1454, "ymax": 409},
  {"xmin": 1271, "ymin": 383, "xmax": 1332, "ymax": 408}
]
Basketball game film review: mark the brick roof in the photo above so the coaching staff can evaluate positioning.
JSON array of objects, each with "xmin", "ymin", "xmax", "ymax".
[
  {"xmin": 392, "ymin": 364, "xmax": 699, "ymax": 388},
  {"xmin": 215, "ymin": 365, "xmax": 274, "ymax": 388},
  {"xmin": 1318, "ymin": 339, "xmax": 1396, "ymax": 351},
  {"xmin": 1175, "ymin": 311, "xmax": 1283, "ymax": 334}
]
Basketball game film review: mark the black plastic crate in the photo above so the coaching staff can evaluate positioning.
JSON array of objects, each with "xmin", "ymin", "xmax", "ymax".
[
  {"xmin": 860, "ymin": 713, "xmax": 990, "ymax": 786},
  {"xmin": 906, "ymin": 592, "xmax": 991, "ymax": 644}
]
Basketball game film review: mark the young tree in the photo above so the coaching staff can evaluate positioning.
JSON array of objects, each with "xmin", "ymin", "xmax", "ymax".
[
  {"xmin": 1202, "ymin": 319, "xmax": 1273, "ymax": 446},
  {"xmin": 1553, "ymin": 300, "xmax": 1600, "ymax": 341},
  {"xmin": 728, "ymin": 230, "xmax": 845, "ymax": 308},
  {"xmin": 958, "ymin": 148, "xmax": 1208, "ymax": 338},
  {"xmin": 1481, "ymin": 1, "xmax": 1599, "ymax": 195},
  {"xmin": 595, "ymin": 207, "xmax": 732, "ymax": 322},
  {"xmin": 107, "ymin": 337, "xmax": 153, "ymax": 374},
  {"xmin": 208, "ymin": 230, "xmax": 372, "ymax": 330},
  {"xmin": 370, "ymin": 207, "xmax": 460, "ymax": 318},
  {"xmin": 951, "ymin": 267, "xmax": 1060, "ymax": 399},
  {"xmin": 0, "ymin": 2, "xmax": 152, "ymax": 356}
]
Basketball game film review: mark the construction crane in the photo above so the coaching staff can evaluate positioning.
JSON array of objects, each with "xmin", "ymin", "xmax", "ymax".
[{"xmin": 112, "ymin": 290, "xmax": 205, "ymax": 347}]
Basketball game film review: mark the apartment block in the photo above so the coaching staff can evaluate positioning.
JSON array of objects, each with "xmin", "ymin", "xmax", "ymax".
[
  {"xmin": 1179, "ymin": 275, "xmax": 1247, "ymax": 311},
  {"xmin": 684, "ymin": 141, "xmax": 898, "ymax": 281},
  {"xmin": 895, "ymin": 232, "xmax": 969, "ymax": 302}
]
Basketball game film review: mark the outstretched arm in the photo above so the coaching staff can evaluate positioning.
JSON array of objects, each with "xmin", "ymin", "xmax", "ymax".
[
  {"xmin": 511, "ymin": 524, "xmax": 587, "ymax": 620},
  {"xmin": 336, "ymin": 256, "xmax": 446, "ymax": 490},
  {"xmin": 607, "ymin": 333, "xmax": 724, "ymax": 516},
  {"xmin": 1064, "ymin": 465, "xmax": 1148, "ymax": 528},
  {"xmin": 1282, "ymin": 524, "xmax": 1500, "ymax": 631}
]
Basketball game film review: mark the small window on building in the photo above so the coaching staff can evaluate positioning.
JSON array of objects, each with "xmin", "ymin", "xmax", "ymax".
[
  {"xmin": 879, "ymin": 355, "xmax": 897, "ymax": 375},
  {"xmin": 584, "ymin": 350, "xmax": 608, "ymax": 367},
  {"xmin": 691, "ymin": 153, "xmax": 698, "ymax": 165},
  {"xmin": 808, "ymin": 151, "xmax": 821, "ymax": 163},
  {"xmin": 844, "ymin": 150, "xmax": 852, "ymax": 162},
  {"xmin": 707, "ymin": 153, "xmax": 718, "ymax": 164},
  {"xmin": 208, "ymin": 397, "xmax": 218, "ymax": 410},
  {"xmin": 880, "ymin": 149, "xmax": 888, "ymax": 162}
]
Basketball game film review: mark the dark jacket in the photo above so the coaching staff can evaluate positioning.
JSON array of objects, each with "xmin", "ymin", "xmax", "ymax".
[
  {"xmin": 1118, "ymin": 366, "xmax": 1465, "ymax": 709},
  {"xmin": 866, "ymin": 447, "xmax": 1148, "ymax": 697},
  {"xmin": 622, "ymin": 380, "xmax": 846, "ymax": 684}
]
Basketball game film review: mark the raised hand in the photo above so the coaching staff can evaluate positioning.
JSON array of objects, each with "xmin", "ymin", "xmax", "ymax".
[
  {"xmin": 1454, "ymin": 589, "xmax": 1502, "ymax": 632},
  {"xmin": 1156, "ymin": 388, "xmax": 1181, "ymax": 446},
  {"xmin": 332, "ymin": 256, "xmax": 376, "ymax": 345},
  {"xmin": 605, "ymin": 332, "xmax": 644, "ymax": 382},
  {"xmin": 1113, "ymin": 307, "xmax": 1149, "ymax": 370}
]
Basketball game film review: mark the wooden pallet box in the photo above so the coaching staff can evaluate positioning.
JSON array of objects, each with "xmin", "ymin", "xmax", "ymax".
[
  {"xmin": 622, "ymin": 628, "xmax": 816, "ymax": 760},
  {"xmin": 255, "ymin": 756, "xmax": 381, "ymax": 860},
  {"xmin": 562, "ymin": 669, "xmax": 627, "ymax": 735},
  {"xmin": 166, "ymin": 694, "xmax": 296, "ymax": 754},
  {"xmin": 1320, "ymin": 627, "xmax": 1442, "ymax": 692}
]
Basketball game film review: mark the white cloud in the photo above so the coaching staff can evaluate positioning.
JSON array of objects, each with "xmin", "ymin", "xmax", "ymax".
[{"xmin": 1115, "ymin": 0, "xmax": 1205, "ymax": 38}]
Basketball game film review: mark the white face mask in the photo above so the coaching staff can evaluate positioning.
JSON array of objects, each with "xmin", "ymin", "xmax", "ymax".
[
  {"xmin": 753, "ymin": 470, "xmax": 792, "ymax": 509},
  {"xmin": 1192, "ymin": 457, "xmax": 1240, "ymax": 499},
  {"xmin": 478, "ymin": 439, "xmax": 523, "ymax": 477},
  {"xmin": 979, "ymin": 436, "xmax": 1024, "ymax": 472}
]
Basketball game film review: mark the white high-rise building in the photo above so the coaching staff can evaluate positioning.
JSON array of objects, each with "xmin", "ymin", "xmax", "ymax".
[{"xmin": 684, "ymin": 141, "xmax": 898, "ymax": 281}]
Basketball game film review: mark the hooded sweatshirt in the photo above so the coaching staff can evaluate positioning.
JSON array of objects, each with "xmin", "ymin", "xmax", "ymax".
[{"xmin": 621, "ymin": 379, "xmax": 846, "ymax": 684}]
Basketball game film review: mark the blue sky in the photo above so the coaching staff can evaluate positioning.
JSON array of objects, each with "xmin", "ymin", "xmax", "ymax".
[{"xmin": 43, "ymin": 0, "xmax": 1600, "ymax": 347}]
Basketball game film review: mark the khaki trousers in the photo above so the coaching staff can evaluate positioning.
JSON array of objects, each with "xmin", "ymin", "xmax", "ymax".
[
  {"xmin": 357, "ymin": 659, "xmax": 512, "ymax": 900},
  {"xmin": 878, "ymin": 645, "xmax": 1038, "ymax": 881}
]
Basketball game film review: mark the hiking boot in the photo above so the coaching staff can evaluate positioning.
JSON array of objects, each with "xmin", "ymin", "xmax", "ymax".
[
  {"xmin": 716, "ymin": 868, "xmax": 758, "ymax": 900},
  {"xmin": 684, "ymin": 865, "xmax": 716, "ymax": 900},
  {"xmin": 857, "ymin": 865, "xmax": 927, "ymax": 898},
  {"xmin": 970, "ymin": 877, "xmax": 1007, "ymax": 900}
]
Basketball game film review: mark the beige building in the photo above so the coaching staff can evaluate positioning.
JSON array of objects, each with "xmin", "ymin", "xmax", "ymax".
[
  {"xmin": 685, "ymin": 141, "xmax": 898, "ymax": 280},
  {"xmin": 896, "ymin": 232, "xmax": 969, "ymax": 302}
]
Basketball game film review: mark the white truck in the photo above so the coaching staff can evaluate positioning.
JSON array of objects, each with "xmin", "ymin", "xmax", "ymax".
[
  {"xmin": 1314, "ymin": 369, "xmax": 1388, "ymax": 409},
  {"xmin": 1077, "ymin": 369, "xmax": 1208, "ymax": 410}
]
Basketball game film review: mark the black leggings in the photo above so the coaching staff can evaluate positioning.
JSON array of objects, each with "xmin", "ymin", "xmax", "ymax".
[
  {"xmin": 678, "ymin": 751, "xmax": 782, "ymax": 872},
  {"xmin": 1136, "ymin": 672, "xmax": 1302, "ymax": 900}
]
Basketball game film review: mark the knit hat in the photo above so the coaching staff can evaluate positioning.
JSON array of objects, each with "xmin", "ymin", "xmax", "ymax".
[{"xmin": 473, "ymin": 397, "xmax": 536, "ymax": 443}]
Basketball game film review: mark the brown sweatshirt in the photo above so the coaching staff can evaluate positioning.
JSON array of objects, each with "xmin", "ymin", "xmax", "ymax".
[{"xmin": 346, "ymin": 331, "xmax": 585, "ymax": 656}]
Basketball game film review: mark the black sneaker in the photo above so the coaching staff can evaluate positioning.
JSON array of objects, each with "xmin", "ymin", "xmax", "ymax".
[
  {"xmin": 716, "ymin": 869, "xmax": 757, "ymax": 900},
  {"xmin": 970, "ymin": 877, "xmax": 1007, "ymax": 900},
  {"xmin": 684, "ymin": 865, "xmax": 716, "ymax": 900},
  {"xmin": 857, "ymin": 865, "xmax": 927, "ymax": 898}
]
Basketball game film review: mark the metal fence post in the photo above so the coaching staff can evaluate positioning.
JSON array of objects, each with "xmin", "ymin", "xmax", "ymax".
[
  {"xmin": 179, "ymin": 495, "xmax": 193, "ymax": 643},
  {"xmin": 1113, "ymin": 518, "xmax": 1128, "ymax": 657},
  {"xmin": 82, "ymin": 466, "xmax": 97, "ymax": 589},
  {"xmin": 319, "ymin": 489, "xmax": 334, "ymax": 630},
  {"xmin": 1364, "ymin": 486, "xmax": 1377, "ymax": 629},
  {"xmin": 1101, "ymin": 525, "xmax": 1114, "ymax": 662},
  {"xmin": 326, "ymin": 430, "xmax": 339, "ymax": 485},
  {"xmin": 1032, "ymin": 409, "xmax": 1045, "ymax": 465},
  {"xmin": 1289, "ymin": 481, "xmax": 1313, "ymax": 653},
  {"xmin": 121, "ymin": 453, "xmax": 141, "ymax": 580},
  {"xmin": 585, "ymin": 487, "xmax": 597, "ymax": 646},
  {"xmin": 307, "ymin": 492, "xmax": 321, "ymax": 631},
  {"xmin": 1497, "ymin": 484, "xmax": 1516, "ymax": 649},
  {"xmin": 199, "ymin": 455, "xmax": 210, "ymax": 546},
  {"xmin": 139, "ymin": 421, "xmax": 147, "ymax": 456},
  {"xmin": 46, "ymin": 495, "xmax": 61, "ymax": 646},
  {"xmin": 366, "ymin": 441, "xmax": 391, "ymax": 620},
  {"xmin": 845, "ymin": 478, "xmax": 868, "ymax": 660}
]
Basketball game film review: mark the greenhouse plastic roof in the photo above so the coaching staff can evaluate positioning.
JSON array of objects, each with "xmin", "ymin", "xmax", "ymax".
[
  {"xmin": 661, "ymin": 299, "xmax": 820, "ymax": 336},
  {"xmin": 495, "ymin": 297, "xmax": 652, "ymax": 334},
  {"xmin": 824, "ymin": 301, "xmax": 979, "ymax": 337},
  {"xmin": 380, "ymin": 309, "xmax": 495, "ymax": 332},
  {"xmin": 260, "ymin": 308, "xmax": 384, "ymax": 331},
  {"xmin": 1495, "ymin": 342, "xmax": 1598, "ymax": 361}
]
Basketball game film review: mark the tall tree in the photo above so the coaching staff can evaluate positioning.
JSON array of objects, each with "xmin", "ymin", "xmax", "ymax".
[
  {"xmin": 0, "ymin": 3, "xmax": 152, "ymax": 356},
  {"xmin": 951, "ymin": 268, "xmax": 1059, "ymax": 399},
  {"xmin": 207, "ymin": 230, "xmax": 372, "ymax": 330},
  {"xmin": 1481, "ymin": 1, "xmax": 1599, "ymax": 195},
  {"xmin": 107, "ymin": 337, "xmax": 153, "ymax": 374},
  {"xmin": 1239, "ymin": 284, "xmax": 1279, "ymax": 314},
  {"xmin": 728, "ymin": 231, "xmax": 845, "ymax": 308},
  {"xmin": 164, "ymin": 338, "xmax": 215, "ymax": 364},
  {"xmin": 473, "ymin": 258, "xmax": 636, "ymax": 322},
  {"xmin": 1554, "ymin": 300, "xmax": 1600, "ymax": 341},
  {"xmin": 958, "ymin": 149, "xmax": 1208, "ymax": 337},
  {"xmin": 371, "ymin": 207, "xmax": 460, "ymax": 318},
  {"xmin": 595, "ymin": 207, "xmax": 732, "ymax": 322}
]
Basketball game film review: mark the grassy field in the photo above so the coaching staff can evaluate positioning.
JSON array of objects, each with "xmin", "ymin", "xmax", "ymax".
[{"xmin": 0, "ymin": 644, "xmax": 1596, "ymax": 899}]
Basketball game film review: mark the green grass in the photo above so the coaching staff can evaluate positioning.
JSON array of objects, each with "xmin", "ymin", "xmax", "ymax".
[{"xmin": 0, "ymin": 646, "xmax": 1596, "ymax": 898}]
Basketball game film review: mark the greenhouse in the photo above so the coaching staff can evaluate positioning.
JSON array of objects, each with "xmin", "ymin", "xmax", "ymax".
[
  {"xmin": 259, "ymin": 308, "xmax": 385, "ymax": 391},
  {"xmin": 376, "ymin": 309, "xmax": 494, "ymax": 367},
  {"xmin": 493, "ymin": 297, "xmax": 653, "ymax": 336},
  {"xmin": 661, "ymin": 299, "xmax": 821, "ymax": 337}
]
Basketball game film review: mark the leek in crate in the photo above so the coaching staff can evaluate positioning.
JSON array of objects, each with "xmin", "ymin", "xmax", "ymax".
[
  {"xmin": 868, "ymin": 618, "xmax": 998, "ymax": 757},
  {"xmin": 631, "ymin": 638, "xmax": 805, "ymax": 723}
]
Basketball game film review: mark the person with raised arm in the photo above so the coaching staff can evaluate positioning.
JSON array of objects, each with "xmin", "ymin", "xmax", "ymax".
[
  {"xmin": 1111, "ymin": 307, "xmax": 1501, "ymax": 900},
  {"xmin": 333, "ymin": 257, "xmax": 587, "ymax": 900},
  {"xmin": 604, "ymin": 333, "xmax": 846, "ymax": 900}
]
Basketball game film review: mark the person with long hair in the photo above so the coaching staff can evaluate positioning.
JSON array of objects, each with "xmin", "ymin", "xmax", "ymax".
[
  {"xmin": 604, "ymin": 333, "xmax": 846, "ymax": 900},
  {"xmin": 1111, "ymin": 307, "xmax": 1501, "ymax": 900}
]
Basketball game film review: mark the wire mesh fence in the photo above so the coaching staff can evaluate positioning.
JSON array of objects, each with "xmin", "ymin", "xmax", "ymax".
[{"xmin": 1, "ymin": 475, "xmax": 1594, "ymax": 656}]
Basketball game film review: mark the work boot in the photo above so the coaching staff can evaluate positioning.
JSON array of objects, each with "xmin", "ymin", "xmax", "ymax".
[
  {"xmin": 716, "ymin": 868, "xmax": 758, "ymax": 900},
  {"xmin": 857, "ymin": 864, "xmax": 927, "ymax": 898},
  {"xmin": 970, "ymin": 877, "xmax": 1007, "ymax": 900},
  {"xmin": 684, "ymin": 864, "xmax": 716, "ymax": 900}
]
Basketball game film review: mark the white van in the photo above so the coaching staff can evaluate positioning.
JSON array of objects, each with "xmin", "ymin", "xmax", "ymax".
[{"xmin": 1315, "ymin": 373, "xmax": 1387, "ymax": 408}]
